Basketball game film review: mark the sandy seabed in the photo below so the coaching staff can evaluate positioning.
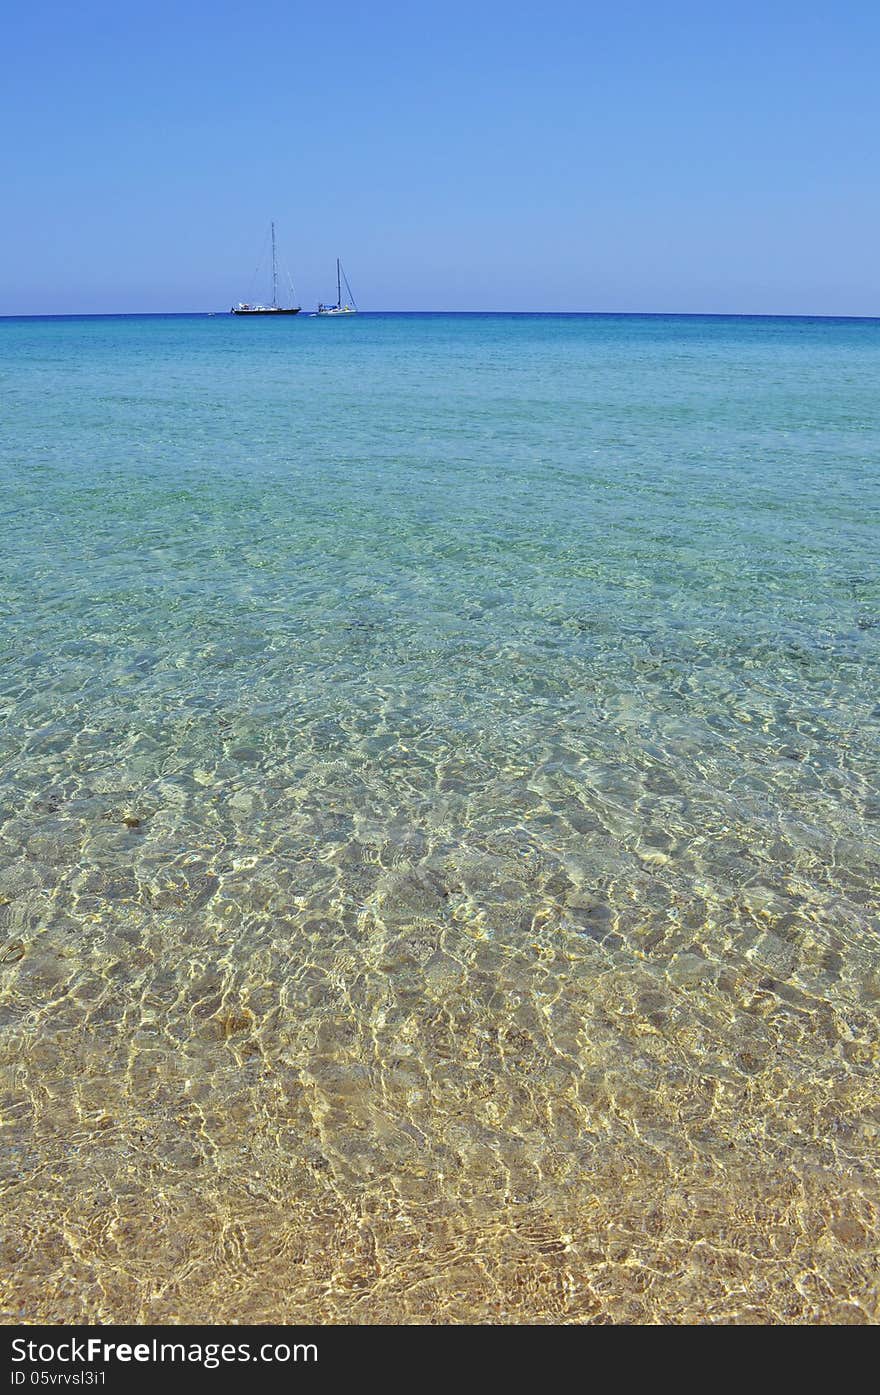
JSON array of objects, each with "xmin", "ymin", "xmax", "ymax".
[{"xmin": 2, "ymin": 900, "xmax": 877, "ymax": 1325}]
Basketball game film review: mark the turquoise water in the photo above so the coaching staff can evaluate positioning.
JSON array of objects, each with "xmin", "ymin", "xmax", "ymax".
[{"xmin": 0, "ymin": 313, "xmax": 878, "ymax": 1323}]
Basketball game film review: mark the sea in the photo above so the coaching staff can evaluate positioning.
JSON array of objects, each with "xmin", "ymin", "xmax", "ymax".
[{"xmin": 0, "ymin": 311, "xmax": 878, "ymax": 1323}]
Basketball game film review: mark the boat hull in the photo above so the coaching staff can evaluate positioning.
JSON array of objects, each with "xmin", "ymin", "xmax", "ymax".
[{"xmin": 231, "ymin": 307, "xmax": 301, "ymax": 316}]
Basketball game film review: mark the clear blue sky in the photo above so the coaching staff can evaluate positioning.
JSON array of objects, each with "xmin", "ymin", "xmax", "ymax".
[{"xmin": 3, "ymin": 1, "xmax": 879, "ymax": 314}]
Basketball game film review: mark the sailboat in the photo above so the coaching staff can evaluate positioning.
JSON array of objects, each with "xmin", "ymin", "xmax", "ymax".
[
  {"xmin": 315, "ymin": 259, "xmax": 357, "ymax": 316},
  {"xmin": 231, "ymin": 223, "xmax": 301, "ymax": 315}
]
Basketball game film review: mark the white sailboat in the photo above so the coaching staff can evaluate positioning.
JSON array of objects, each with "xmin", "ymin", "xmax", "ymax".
[{"xmin": 315, "ymin": 259, "xmax": 357, "ymax": 316}]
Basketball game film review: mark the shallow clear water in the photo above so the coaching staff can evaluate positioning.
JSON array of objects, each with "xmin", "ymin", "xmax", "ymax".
[{"xmin": 0, "ymin": 312, "xmax": 878, "ymax": 1322}]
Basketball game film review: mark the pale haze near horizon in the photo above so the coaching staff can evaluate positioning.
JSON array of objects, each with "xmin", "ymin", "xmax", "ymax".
[{"xmin": 2, "ymin": 0, "xmax": 878, "ymax": 317}]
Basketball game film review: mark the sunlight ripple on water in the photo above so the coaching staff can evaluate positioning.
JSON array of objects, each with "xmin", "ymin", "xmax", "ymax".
[{"xmin": 0, "ymin": 312, "xmax": 878, "ymax": 1322}]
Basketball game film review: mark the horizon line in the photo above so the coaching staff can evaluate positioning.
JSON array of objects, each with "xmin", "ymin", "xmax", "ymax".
[{"xmin": 3, "ymin": 309, "xmax": 880, "ymax": 322}]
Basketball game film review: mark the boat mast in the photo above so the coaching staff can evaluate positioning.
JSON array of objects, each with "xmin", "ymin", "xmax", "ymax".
[
  {"xmin": 271, "ymin": 222, "xmax": 278, "ymax": 307},
  {"xmin": 337, "ymin": 258, "xmax": 341, "ymax": 308}
]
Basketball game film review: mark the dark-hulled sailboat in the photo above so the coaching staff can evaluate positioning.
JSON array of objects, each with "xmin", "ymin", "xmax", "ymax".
[{"xmin": 231, "ymin": 223, "xmax": 301, "ymax": 315}]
